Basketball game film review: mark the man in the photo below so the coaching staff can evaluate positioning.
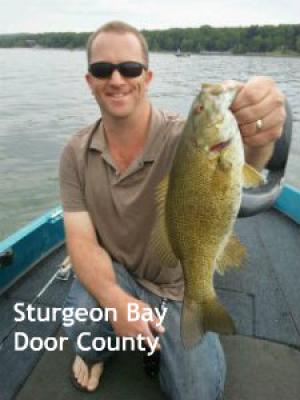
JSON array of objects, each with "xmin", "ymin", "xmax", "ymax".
[{"xmin": 59, "ymin": 21, "xmax": 286, "ymax": 399}]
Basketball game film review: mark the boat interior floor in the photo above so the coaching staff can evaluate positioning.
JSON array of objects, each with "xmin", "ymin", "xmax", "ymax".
[{"xmin": 1, "ymin": 208, "xmax": 300, "ymax": 399}]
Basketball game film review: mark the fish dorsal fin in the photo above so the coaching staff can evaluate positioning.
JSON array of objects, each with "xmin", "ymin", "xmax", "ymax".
[
  {"xmin": 243, "ymin": 163, "xmax": 265, "ymax": 188},
  {"xmin": 150, "ymin": 175, "xmax": 178, "ymax": 267}
]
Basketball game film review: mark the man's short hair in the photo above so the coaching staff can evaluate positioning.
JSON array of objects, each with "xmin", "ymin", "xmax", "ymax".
[{"xmin": 86, "ymin": 21, "xmax": 149, "ymax": 67}]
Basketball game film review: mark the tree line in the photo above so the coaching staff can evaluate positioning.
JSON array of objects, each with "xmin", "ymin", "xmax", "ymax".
[{"xmin": 0, "ymin": 25, "xmax": 299, "ymax": 55}]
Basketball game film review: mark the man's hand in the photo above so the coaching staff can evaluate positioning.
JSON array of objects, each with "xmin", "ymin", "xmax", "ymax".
[
  {"xmin": 231, "ymin": 76, "xmax": 286, "ymax": 147},
  {"xmin": 106, "ymin": 285, "xmax": 165, "ymax": 350},
  {"xmin": 230, "ymin": 76, "xmax": 286, "ymax": 170}
]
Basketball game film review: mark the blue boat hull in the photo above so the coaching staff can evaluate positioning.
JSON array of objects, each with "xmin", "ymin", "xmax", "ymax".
[{"xmin": 0, "ymin": 207, "xmax": 64, "ymax": 295}]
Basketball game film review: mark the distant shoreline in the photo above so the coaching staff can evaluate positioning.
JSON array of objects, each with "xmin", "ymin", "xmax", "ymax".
[
  {"xmin": 1, "ymin": 25, "xmax": 299, "ymax": 56},
  {"xmin": 1, "ymin": 46, "xmax": 299, "ymax": 58}
]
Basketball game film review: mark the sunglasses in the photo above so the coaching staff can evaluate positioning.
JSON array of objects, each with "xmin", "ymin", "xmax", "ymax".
[{"xmin": 88, "ymin": 61, "xmax": 147, "ymax": 79}]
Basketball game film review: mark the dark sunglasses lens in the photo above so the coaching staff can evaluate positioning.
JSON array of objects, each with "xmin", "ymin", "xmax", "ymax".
[
  {"xmin": 89, "ymin": 63, "xmax": 113, "ymax": 78},
  {"xmin": 119, "ymin": 62, "xmax": 144, "ymax": 77}
]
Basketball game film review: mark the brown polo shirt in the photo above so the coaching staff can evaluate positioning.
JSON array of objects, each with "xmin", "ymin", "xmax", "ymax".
[{"xmin": 59, "ymin": 106, "xmax": 185, "ymax": 300}]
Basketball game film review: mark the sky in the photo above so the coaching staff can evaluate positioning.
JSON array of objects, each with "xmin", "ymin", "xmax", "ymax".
[{"xmin": 0, "ymin": 0, "xmax": 299, "ymax": 34}]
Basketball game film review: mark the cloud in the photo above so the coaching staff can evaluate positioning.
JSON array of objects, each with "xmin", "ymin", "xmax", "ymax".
[{"xmin": 0, "ymin": 0, "xmax": 299, "ymax": 33}]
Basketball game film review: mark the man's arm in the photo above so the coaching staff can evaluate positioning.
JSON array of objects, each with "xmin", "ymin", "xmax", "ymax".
[
  {"xmin": 230, "ymin": 76, "xmax": 286, "ymax": 171},
  {"xmin": 64, "ymin": 211, "xmax": 164, "ymax": 344},
  {"xmin": 64, "ymin": 211, "xmax": 118, "ymax": 306}
]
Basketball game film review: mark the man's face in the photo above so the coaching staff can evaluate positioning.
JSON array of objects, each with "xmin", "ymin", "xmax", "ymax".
[{"xmin": 86, "ymin": 32, "xmax": 152, "ymax": 120}]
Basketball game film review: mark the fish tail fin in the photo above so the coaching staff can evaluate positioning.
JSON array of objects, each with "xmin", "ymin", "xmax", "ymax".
[
  {"xmin": 181, "ymin": 300, "xmax": 204, "ymax": 349},
  {"xmin": 202, "ymin": 297, "xmax": 236, "ymax": 336},
  {"xmin": 181, "ymin": 297, "xmax": 236, "ymax": 349}
]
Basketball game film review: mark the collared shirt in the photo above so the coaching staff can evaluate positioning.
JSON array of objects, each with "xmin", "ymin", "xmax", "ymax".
[{"xmin": 59, "ymin": 106, "xmax": 185, "ymax": 299}]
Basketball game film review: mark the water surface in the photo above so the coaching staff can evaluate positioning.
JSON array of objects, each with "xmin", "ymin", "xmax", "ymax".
[{"xmin": 0, "ymin": 49, "xmax": 299, "ymax": 240}]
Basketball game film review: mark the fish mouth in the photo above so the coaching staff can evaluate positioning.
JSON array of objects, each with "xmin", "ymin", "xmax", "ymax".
[{"xmin": 209, "ymin": 138, "xmax": 232, "ymax": 152}]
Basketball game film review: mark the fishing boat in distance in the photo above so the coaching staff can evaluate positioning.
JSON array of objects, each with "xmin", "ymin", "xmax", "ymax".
[
  {"xmin": 0, "ymin": 107, "xmax": 299, "ymax": 399},
  {"xmin": 175, "ymin": 48, "xmax": 191, "ymax": 57}
]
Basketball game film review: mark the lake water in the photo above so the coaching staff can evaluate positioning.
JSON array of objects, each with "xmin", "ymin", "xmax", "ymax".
[{"xmin": 0, "ymin": 48, "xmax": 299, "ymax": 240}]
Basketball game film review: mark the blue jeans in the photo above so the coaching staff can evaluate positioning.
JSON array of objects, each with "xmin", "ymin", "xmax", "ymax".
[{"xmin": 63, "ymin": 262, "xmax": 225, "ymax": 400}]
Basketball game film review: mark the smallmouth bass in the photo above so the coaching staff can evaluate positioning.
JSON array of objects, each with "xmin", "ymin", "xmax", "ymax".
[{"xmin": 152, "ymin": 82, "xmax": 264, "ymax": 348}]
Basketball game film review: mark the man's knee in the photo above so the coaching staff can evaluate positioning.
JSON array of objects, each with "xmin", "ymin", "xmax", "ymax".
[
  {"xmin": 159, "ymin": 333, "xmax": 226, "ymax": 400},
  {"xmin": 62, "ymin": 278, "xmax": 114, "ymax": 342},
  {"xmin": 64, "ymin": 278, "xmax": 98, "ymax": 310}
]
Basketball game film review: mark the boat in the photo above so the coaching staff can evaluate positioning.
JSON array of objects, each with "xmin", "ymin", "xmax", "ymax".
[
  {"xmin": 1, "ymin": 115, "xmax": 300, "ymax": 399},
  {"xmin": 175, "ymin": 48, "xmax": 191, "ymax": 57}
]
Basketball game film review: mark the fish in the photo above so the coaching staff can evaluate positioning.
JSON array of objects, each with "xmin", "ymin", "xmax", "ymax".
[{"xmin": 151, "ymin": 82, "xmax": 264, "ymax": 348}]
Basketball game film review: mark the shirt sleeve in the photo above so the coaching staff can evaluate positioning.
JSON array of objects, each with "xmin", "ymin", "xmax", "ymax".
[{"xmin": 59, "ymin": 142, "xmax": 87, "ymax": 212}]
